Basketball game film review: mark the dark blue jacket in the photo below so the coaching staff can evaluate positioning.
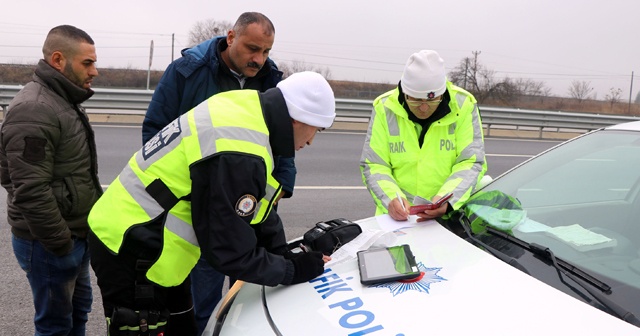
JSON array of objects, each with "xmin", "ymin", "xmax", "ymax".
[{"xmin": 142, "ymin": 37, "xmax": 297, "ymax": 197}]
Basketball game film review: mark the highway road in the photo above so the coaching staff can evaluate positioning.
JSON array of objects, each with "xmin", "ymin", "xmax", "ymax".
[{"xmin": 0, "ymin": 123, "xmax": 563, "ymax": 334}]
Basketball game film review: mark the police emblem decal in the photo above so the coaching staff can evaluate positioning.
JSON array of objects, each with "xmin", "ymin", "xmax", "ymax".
[
  {"xmin": 370, "ymin": 262, "xmax": 446, "ymax": 297},
  {"xmin": 236, "ymin": 194, "xmax": 258, "ymax": 216},
  {"xmin": 427, "ymin": 91, "xmax": 435, "ymax": 99}
]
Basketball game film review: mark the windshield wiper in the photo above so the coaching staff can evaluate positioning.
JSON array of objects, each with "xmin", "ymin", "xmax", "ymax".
[
  {"xmin": 457, "ymin": 213, "xmax": 530, "ymax": 275},
  {"xmin": 530, "ymin": 242, "xmax": 640, "ymax": 326},
  {"xmin": 485, "ymin": 227, "xmax": 640, "ymax": 327},
  {"xmin": 486, "ymin": 227, "xmax": 611, "ymax": 292}
]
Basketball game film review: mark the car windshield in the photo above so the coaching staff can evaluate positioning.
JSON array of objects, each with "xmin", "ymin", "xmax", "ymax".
[{"xmin": 462, "ymin": 129, "xmax": 640, "ymax": 292}]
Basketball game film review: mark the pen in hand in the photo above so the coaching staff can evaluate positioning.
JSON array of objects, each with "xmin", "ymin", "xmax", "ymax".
[{"xmin": 396, "ymin": 192, "xmax": 410, "ymax": 221}]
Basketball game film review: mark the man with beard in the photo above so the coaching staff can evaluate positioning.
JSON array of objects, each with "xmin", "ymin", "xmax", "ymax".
[{"xmin": 0, "ymin": 25, "xmax": 102, "ymax": 335}]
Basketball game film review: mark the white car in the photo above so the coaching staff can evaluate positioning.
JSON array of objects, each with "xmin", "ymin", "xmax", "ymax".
[{"xmin": 205, "ymin": 121, "xmax": 640, "ymax": 335}]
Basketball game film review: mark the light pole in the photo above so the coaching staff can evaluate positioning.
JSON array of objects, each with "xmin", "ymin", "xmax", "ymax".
[{"xmin": 146, "ymin": 40, "xmax": 154, "ymax": 90}]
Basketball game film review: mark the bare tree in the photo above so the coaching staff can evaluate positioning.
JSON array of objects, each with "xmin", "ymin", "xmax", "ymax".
[
  {"xmin": 187, "ymin": 19, "xmax": 233, "ymax": 47},
  {"xmin": 605, "ymin": 87, "xmax": 623, "ymax": 112},
  {"xmin": 513, "ymin": 78, "xmax": 550, "ymax": 96},
  {"xmin": 448, "ymin": 51, "xmax": 484, "ymax": 95},
  {"xmin": 568, "ymin": 80, "xmax": 593, "ymax": 103},
  {"xmin": 449, "ymin": 51, "xmax": 551, "ymax": 104}
]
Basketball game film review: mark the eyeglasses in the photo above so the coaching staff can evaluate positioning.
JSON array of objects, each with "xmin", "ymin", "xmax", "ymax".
[{"xmin": 404, "ymin": 94, "xmax": 442, "ymax": 108}]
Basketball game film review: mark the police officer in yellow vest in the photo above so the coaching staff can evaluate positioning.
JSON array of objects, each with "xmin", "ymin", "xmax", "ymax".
[
  {"xmin": 360, "ymin": 50, "xmax": 487, "ymax": 222},
  {"xmin": 87, "ymin": 71, "xmax": 335, "ymax": 335}
]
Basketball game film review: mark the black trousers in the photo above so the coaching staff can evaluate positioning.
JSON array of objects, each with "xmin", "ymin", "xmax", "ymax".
[{"xmin": 88, "ymin": 231, "xmax": 198, "ymax": 335}]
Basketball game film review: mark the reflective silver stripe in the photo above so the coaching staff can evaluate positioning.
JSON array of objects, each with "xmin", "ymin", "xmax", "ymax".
[
  {"xmin": 216, "ymin": 126, "xmax": 270, "ymax": 148},
  {"xmin": 361, "ymin": 101, "xmax": 397, "ymax": 207},
  {"xmin": 449, "ymin": 103, "xmax": 486, "ymax": 198},
  {"xmin": 119, "ymin": 165, "xmax": 165, "ymax": 219},
  {"xmin": 455, "ymin": 104, "xmax": 485, "ymax": 165},
  {"xmin": 448, "ymin": 122, "xmax": 456, "ymax": 135},
  {"xmin": 446, "ymin": 162, "xmax": 484, "ymax": 202},
  {"xmin": 264, "ymin": 182, "xmax": 278, "ymax": 201},
  {"xmin": 194, "ymin": 124, "xmax": 271, "ymax": 160},
  {"xmin": 384, "ymin": 106, "xmax": 400, "ymax": 136},
  {"xmin": 365, "ymin": 172, "xmax": 396, "ymax": 207},
  {"xmin": 360, "ymin": 107, "xmax": 391, "ymax": 168},
  {"xmin": 192, "ymin": 103, "xmax": 217, "ymax": 158},
  {"xmin": 165, "ymin": 212, "xmax": 199, "ymax": 247},
  {"xmin": 455, "ymin": 92, "xmax": 467, "ymax": 108}
]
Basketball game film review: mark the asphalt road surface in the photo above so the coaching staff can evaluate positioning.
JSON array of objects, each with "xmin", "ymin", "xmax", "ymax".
[{"xmin": 0, "ymin": 124, "xmax": 562, "ymax": 334}]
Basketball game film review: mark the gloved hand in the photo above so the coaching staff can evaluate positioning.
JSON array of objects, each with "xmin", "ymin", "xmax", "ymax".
[{"xmin": 290, "ymin": 251, "xmax": 325, "ymax": 284}]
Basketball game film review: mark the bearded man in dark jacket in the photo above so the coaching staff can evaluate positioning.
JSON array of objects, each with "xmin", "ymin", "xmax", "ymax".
[{"xmin": 0, "ymin": 25, "xmax": 102, "ymax": 335}]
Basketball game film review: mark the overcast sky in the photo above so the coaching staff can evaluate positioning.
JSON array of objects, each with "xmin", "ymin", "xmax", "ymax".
[{"xmin": 1, "ymin": 0, "xmax": 638, "ymax": 99}]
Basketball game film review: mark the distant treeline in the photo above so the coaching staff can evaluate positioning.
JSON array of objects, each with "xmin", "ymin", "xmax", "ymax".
[
  {"xmin": 0, "ymin": 63, "xmax": 165, "ymax": 90},
  {"xmin": 1, "ymin": 63, "xmax": 638, "ymax": 115},
  {"xmin": 0, "ymin": 63, "xmax": 394, "ymax": 100}
]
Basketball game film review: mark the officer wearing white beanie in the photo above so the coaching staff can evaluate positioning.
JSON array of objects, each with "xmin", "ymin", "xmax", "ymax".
[
  {"xmin": 277, "ymin": 71, "xmax": 336, "ymax": 128},
  {"xmin": 88, "ymin": 70, "xmax": 338, "ymax": 336},
  {"xmin": 401, "ymin": 50, "xmax": 447, "ymax": 100},
  {"xmin": 360, "ymin": 49, "xmax": 486, "ymax": 224}
]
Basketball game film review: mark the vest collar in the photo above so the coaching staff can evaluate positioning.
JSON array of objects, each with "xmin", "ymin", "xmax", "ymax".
[{"xmin": 259, "ymin": 87, "xmax": 295, "ymax": 158}]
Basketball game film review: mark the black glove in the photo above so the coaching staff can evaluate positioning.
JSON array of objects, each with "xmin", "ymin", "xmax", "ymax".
[{"xmin": 290, "ymin": 251, "xmax": 325, "ymax": 284}]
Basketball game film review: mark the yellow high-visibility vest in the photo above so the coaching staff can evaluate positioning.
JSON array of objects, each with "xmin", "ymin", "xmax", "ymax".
[
  {"xmin": 89, "ymin": 90, "xmax": 281, "ymax": 286},
  {"xmin": 360, "ymin": 82, "xmax": 487, "ymax": 214}
]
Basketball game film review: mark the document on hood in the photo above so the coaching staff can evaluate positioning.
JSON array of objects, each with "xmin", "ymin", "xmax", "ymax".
[{"xmin": 325, "ymin": 228, "xmax": 397, "ymax": 267}]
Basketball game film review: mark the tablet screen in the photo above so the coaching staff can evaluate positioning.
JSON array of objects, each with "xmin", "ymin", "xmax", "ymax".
[{"xmin": 358, "ymin": 245, "xmax": 419, "ymax": 285}]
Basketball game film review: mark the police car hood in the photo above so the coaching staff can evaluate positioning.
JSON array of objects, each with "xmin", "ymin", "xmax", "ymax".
[{"xmin": 214, "ymin": 216, "xmax": 639, "ymax": 335}]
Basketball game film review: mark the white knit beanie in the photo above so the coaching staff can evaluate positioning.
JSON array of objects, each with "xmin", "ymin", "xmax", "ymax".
[
  {"xmin": 277, "ymin": 71, "xmax": 336, "ymax": 128},
  {"xmin": 400, "ymin": 50, "xmax": 447, "ymax": 99}
]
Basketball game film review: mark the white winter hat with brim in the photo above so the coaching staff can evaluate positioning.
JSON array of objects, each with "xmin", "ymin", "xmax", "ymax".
[
  {"xmin": 277, "ymin": 71, "xmax": 336, "ymax": 128},
  {"xmin": 401, "ymin": 50, "xmax": 447, "ymax": 99}
]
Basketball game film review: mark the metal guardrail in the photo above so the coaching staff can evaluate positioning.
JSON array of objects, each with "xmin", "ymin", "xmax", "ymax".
[{"xmin": 2, "ymin": 85, "xmax": 639, "ymax": 137}]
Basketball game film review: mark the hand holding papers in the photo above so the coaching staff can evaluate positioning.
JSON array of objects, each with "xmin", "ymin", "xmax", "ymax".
[{"xmin": 409, "ymin": 193, "xmax": 453, "ymax": 215}]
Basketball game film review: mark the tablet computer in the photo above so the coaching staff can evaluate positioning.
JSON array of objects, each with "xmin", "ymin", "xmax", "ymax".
[{"xmin": 357, "ymin": 244, "xmax": 420, "ymax": 285}]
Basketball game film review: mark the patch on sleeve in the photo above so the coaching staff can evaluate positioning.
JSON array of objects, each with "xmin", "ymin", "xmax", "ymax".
[
  {"xmin": 23, "ymin": 137, "xmax": 47, "ymax": 162},
  {"xmin": 235, "ymin": 194, "xmax": 258, "ymax": 216}
]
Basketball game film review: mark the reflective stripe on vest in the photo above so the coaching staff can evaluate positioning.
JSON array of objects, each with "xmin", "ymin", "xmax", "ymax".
[
  {"xmin": 88, "ymin": 90, "xmax": 281, "ymax": 287},
  {"xmin": 360, "ymin": 85, "xmax": 485, "ymax": 214}
]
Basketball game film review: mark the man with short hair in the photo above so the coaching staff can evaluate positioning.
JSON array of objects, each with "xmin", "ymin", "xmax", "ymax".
[
  {"xmin": 89, "ymin": 71, "xmax": 334, "ymax": 335},
  {"xmin": 360, "ymin": 50, "xmax": 486, "ymax": 221},
  {"xmin": 0, "ymin": 25, "xmax": 102, "ymax": 335},
  {"xmin": 142, "ymin": 13, "xmax": 290, "ymax": 333}
]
